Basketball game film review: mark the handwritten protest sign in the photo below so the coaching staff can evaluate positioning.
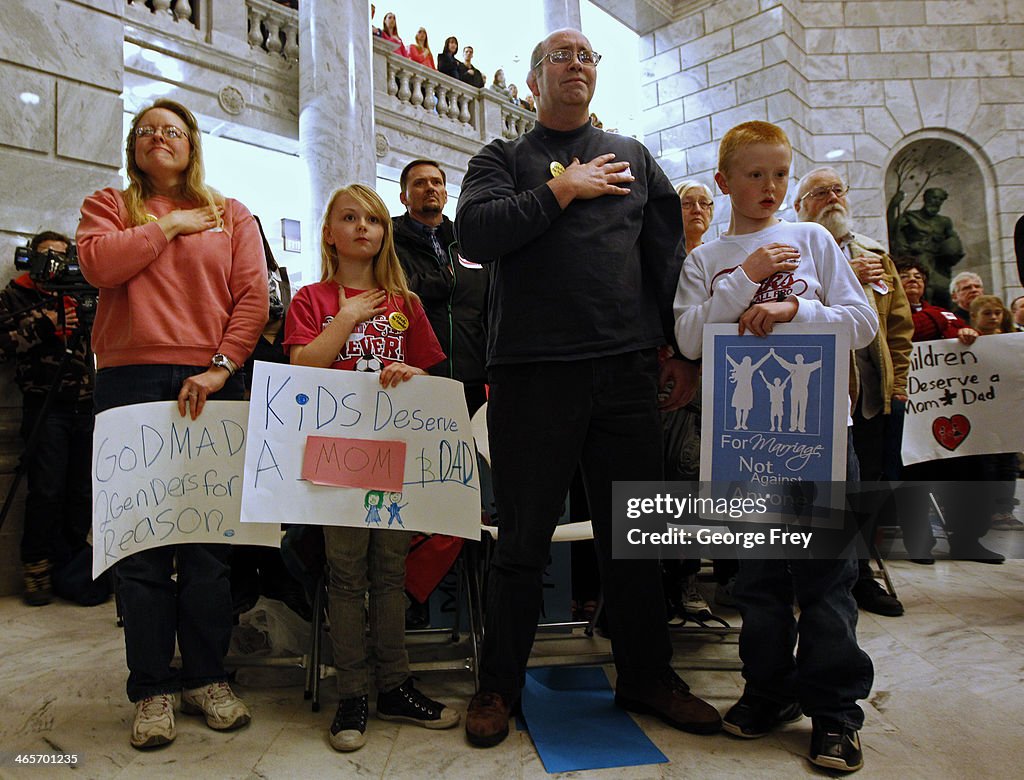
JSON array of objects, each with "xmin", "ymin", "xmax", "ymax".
[
  {"xmin": 92, "ymin": 402, "xmax": 281, "ymax": 578},
  {"xmin": 697, "ymin": 324, "xmax": 850, "ymax": 525},
  {"xmin": 241, "ymin": 362, "xmax": 481, "ymax": 539},
  {"xmin": 902, "ymin": 332, "xmax": 1024, "ymax": 465}
]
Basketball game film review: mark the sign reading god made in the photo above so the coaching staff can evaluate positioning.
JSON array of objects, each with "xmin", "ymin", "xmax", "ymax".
[
  {"xmin": 91, "ymin": 401, "xmax": 281, "ymax": 577},
  {"xmin": 902, "ymin": 332, "xmax": 1024, "ymax": 465},
  {"xmin": 241, "ymin": 361, "xmax": 480, "ymax": 539}
]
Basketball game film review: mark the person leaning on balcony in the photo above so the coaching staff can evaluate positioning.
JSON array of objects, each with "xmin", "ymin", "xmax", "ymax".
[
  {"xmin": 490, "ymin": 68, "xmax": 510, "ymax": 98},
  {"xmin": 379, "ymin": 11, "xmax": 407, "ymax": 56},
  {"xmin": 455, "ymin": 27, "xmax": 720, "ymax": 748},
  {"xmin": 407, "ymin": 27, "xmax": 435, "ymax": 69},
  {"xmin": 76, "ymin": 98, "xmax": 267, "ymax": 751},
  {"xmin": 508, "ymin": 83, "xmax": 522, "ymax": 106},
  {"xmin": 437, "ymin": 36, "xmax": 465, "ymax": 79},
  {"xmin": 460, "ymin": 45, "xmax": 485, "ymax": 88}
]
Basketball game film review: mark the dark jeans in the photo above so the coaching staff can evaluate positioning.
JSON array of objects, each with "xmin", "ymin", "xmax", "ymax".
[
  {"xmin": 480, "ymin": 350, "xmax": 672, "ymax": 698},
  {"xmin": 19, "ymin": 395, "xmax": 93, "ymax": 566},
  {"xmin": 734, "ymin": 431, "xmax": 874, "ymax": 728},
  {"xmin": 735, "ymin": 557, "xmax": 873, "ymax": 728},
  {"xmin": 95, "ymin": 364, "xmax": 245, "ymax": 701}
]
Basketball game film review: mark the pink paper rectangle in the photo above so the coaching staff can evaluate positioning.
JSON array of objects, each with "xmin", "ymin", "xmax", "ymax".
[{"xmin": 301, "ymin": 436, "xmax": 406, "ymax": 492}]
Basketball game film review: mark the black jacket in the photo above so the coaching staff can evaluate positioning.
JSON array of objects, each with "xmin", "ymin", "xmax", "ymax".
[
  {"xmin": 0, "ymin": 275, "xmax": 92, "ymax": 402},
  {"xmin": 437, "ymin": 52, "xmax": 466, "ymax": 80},
  {"xmin": 393, "ymin": 214, "xmax": 488, "ymax": 385},
  {"xmin": 455, "ymin": 120, "xmax": 685, "ymax": 365}
]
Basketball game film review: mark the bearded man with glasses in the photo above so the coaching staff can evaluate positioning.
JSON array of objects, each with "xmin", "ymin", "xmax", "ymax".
[
  {"xmin": 795, "ymin": 167, "xmax": 914, "ymax": 616},
  {"xmin": 456, "ymin": 28, "xmax": 719, "ymax": 748}
]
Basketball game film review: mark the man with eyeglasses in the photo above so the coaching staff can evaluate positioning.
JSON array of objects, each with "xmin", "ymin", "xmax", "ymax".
[
  {"xmin": 795, "ymin": 167, "xmax": 913, "ymax": 617},
  {"xmin": 456, "ymin": 28, "xmax": 719, "ymax": 748}
]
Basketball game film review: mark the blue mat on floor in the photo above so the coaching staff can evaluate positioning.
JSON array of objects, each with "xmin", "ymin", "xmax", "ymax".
[{"xmin": 519, "ymin": 666, "xmax": 668, "ymax": 773}]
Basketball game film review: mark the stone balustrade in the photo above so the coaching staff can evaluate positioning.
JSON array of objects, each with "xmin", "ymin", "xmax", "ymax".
[
  {"xmin": 246, "ymin": 0, "xmax": 299, "ymax": 61},
  {"xmin": 126, "ymin": 0, "xmax": 197, "ymax": 27},
  {"xmin": 122, "ymin": 3, "xmax": 534, "ymax": 153},
  {"xmin": 376, "ymin": 39, "xmax": 535, "ymax": 142}
]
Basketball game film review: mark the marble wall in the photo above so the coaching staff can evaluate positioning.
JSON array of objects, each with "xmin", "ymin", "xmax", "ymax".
[{"xmin": 637, "ymin": 0, "xmax": 1024, "ymax": 299}]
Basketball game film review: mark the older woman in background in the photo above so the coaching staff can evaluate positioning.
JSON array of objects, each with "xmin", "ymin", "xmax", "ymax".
[
  {"xmin": 77, "ymin": 99, "xmax": 267, "ymax": 749},
  {"xmin": 675, "ymin": 180, "xmax": 715, "ymax": 254},
  {"xmin": 661, "ymin": 179, "xmax": 719, "ymax": 619},
  {"xmin": 894, "ymin": 259, "xmax": 1005, "ymax": 561}
]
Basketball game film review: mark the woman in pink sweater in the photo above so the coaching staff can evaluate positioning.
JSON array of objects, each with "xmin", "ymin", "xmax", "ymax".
[{"xmin": 77, "ymin": 99, "xmax": 267, "ymax": 751}]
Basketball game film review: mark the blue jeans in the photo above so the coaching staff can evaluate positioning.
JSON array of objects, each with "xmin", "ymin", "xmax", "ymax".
[
  {"xmin": 95, "ymin": 364, "xmax": 245, "ymax": 701},
  {"xmin": 734, "ymin": 430, "xmax": 874, "ymax": 729},
  {"xmin": 324, "ymin": 526, "xmax": 413, "ymax": 697},
  {"xmin": 20, "ymin": 396, "xmax": 93, "ymax": 566}
]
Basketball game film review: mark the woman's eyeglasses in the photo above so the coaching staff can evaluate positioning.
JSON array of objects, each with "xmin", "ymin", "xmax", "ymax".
[{"xmin": 135, "ymin": 125, "xmax": 188, "ymax": 141}]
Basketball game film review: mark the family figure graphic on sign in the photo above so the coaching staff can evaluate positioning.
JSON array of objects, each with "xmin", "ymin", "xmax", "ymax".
[
  {"xmin": 726, "ymin": 348, "xmax": 822, "ymax": 433},
  {"xmin": 364, "ymin": 490, "xmax": 407, "ymax": 527}
]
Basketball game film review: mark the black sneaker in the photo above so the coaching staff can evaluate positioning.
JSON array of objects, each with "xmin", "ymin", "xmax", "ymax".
[
  {"xmin": 809, "ymin": 719, "xmax": 863, "ymax": 772},
  {"xmin": 852, "ymin": 579, "xmax": 904, "ymax": 617},
  {"xmin": 722, "ymin": 693, "xmax": 802, "ymax": 738},
  {"xmin": 377, "ymin": 678, "xmax": 459, "ymax": 729},
  {"xmin": 23, "ymin": 559, "xmax": 52, "ymax": 607},
  {"xmin": 329, "ymin": 694, "xmax": 368, "ymax": 752}
]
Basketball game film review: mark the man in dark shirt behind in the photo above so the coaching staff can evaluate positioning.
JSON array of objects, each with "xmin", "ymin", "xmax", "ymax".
[
  {"xmin": 393, "ymin": 159, "xmax": 488, "ymax": 414},
  {"xmin": 455, "ymin": 28, "xmax": 718, "ymax": 748}
]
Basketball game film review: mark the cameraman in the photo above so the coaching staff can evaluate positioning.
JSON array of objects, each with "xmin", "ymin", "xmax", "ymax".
[{"xmin": 0, "ymin": 231, "xmax": 95, "ymax": 606}]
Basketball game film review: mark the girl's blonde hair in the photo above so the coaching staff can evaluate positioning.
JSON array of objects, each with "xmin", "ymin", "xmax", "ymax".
[
  {"xmin": 320, "ymin": 184, "xmax": 415, "ymax": 304},
  {"xmin": 123, "ymin": 99, "xmax": 222, "ymax": 228}
]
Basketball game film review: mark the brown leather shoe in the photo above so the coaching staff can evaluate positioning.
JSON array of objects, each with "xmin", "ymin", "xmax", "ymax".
[
  {"xmin": 615, "ymin": 668, "xmax": 722, "ymax": 735},
  {"xmin": 465, "ymin": 690, "xmax": 513, "ymax": 747}
]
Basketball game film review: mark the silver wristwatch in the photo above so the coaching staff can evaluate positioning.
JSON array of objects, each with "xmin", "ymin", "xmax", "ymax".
[{"xmin": 211, "ymin": 353, "xmax": 237, "ymax": 375}]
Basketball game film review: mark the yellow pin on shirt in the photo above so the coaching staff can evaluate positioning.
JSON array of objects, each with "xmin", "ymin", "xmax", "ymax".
[
  {"xmin": 388, "ymin": 311, "xmax": 409, "ymax": 332},
  {"xmin": 549, "ymin": 161, "xmax": 565, "ymax": 178}
]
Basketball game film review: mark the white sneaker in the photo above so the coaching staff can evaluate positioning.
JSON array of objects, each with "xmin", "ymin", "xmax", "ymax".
[
  {"xmin": 131, "ymin": 694, "xmax": 175, "ymax": 749},
  {"xmin": 182, "ymin": 682, "xmax": 251, "ymax": 731}
]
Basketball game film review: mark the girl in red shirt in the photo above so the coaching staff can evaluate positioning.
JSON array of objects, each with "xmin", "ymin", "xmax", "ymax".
[{"xmin": 283, "ymin": 184, "xmax": 456, "ymax": 752}]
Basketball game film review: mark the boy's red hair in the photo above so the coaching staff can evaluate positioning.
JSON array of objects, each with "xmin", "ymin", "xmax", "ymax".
[{"xmin": 718, "ymin": 121, "xmax": 792, "ymax": 172}]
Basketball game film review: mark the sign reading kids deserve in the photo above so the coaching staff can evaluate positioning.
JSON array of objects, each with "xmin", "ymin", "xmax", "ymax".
[
  {"xmin": 91, "ymin": 402, "xmax": 281, "ymax": 578},
  {"xmin": 241, "ymin": 361, "xmax": 480, "ymax": 539},
  {"xmin": 901, "ymin": 332, "xmax": 1024, "ymax": 465}
]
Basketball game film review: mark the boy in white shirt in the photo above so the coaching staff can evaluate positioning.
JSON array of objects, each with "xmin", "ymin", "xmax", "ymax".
[{"xmin": 673, "ymin": 121, "xmax": 876, "ymax": 773}]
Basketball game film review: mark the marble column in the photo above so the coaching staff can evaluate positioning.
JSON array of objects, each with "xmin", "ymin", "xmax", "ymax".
[
  {"xmin": 299, "ymin": 0, "xmax": 375, "ymax": 250},
  {"xmin": 543, "ymin": 0, "xmax": 582, "ymax": 32}
]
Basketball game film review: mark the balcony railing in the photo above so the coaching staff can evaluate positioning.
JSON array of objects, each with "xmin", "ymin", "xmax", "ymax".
[
  {"xmin": 246, "ymin": 0, "xmax": 299, "ymax": 61},
  {"xmin": 124, "ymin": 1, "xmax": 536, "ymax": 145}
]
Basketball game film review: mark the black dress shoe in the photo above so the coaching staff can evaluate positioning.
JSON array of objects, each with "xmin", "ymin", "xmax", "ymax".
[
  {"xmin": 949, "ymin": 539, "xmax": 1005, "ymax": 564},
  {"xmin": 909, "ymin": 558, "xmax": 935, "ymax": 565},
  {"xmin": 809, "ymin": 719, "xmax": 863, "ymax": 772},
  {"xmin": 852, "ymin": 579, "xmax": 904, "ymax": 617},
  {"xmin": 722, "ymin": 693, "xmax": 802, "ymax": 738}
]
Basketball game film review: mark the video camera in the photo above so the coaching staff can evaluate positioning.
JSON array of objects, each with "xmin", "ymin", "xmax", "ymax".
[{"xmin": 13, "ymin": 244, "xmax": 98, "ymax": 330}]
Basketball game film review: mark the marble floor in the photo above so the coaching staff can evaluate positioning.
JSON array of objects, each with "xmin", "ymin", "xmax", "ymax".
[{"xmin": 1, "ymin": 558, "xmax": 1023, "ymax": 779}]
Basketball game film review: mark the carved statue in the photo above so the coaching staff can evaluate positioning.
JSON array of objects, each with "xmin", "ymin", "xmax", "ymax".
[{"xmin": 891, "ymin": 187, "xmax": 964, "ymax": 307}]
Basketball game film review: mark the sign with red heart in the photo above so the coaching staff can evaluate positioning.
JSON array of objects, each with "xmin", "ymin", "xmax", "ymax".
[{"xmin": 932, "ymin": 415, "xmax": 970, "ymax": 451}]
